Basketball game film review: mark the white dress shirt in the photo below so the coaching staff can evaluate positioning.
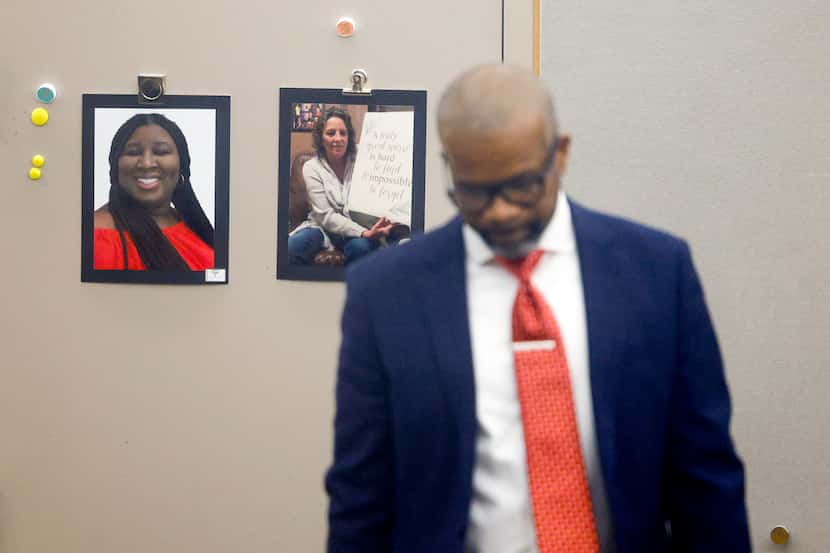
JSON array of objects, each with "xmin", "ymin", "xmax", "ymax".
[{"xmin": 463, "ymin": 193, "xmax": 615, "ymax": 553}]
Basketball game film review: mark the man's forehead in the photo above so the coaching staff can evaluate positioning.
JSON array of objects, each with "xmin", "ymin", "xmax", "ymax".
[
  {"xmin": 445, "ymin": 117, "xmax": 547, "ymax": 159},
  {"xmin": 444, "ymin": 105, "xmax": 544, "ymax": 138},
  {"xmin": 444, "ymin": 124, "xmax": 549, "ymax": 183}
]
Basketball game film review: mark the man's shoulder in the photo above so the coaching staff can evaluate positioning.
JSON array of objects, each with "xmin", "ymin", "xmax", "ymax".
[{"xmin": 570, "ymin": 199, "xmax": 689, "ymax": 257}]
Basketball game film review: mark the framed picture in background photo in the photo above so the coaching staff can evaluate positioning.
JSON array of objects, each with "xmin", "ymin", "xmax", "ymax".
[
  {"xmin": 292, "ymin": 103, "xmax": 324, "ymax": 131},
  {"xmin": 81, "ymin": 94, "xmax": 230, "ymax": 284},
  {"xmin": 277, "ymin": 88, "xmax": 427, "ymax": 281}
]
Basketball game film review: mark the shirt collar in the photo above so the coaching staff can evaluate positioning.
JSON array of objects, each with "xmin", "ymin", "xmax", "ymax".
[
  {"xmin": 462, "ymin": 191, "xmax": 575, "ymax": 266},
  {"xmin": 319, "ymin": 154, "xmax": 355, "ymax": 178}
]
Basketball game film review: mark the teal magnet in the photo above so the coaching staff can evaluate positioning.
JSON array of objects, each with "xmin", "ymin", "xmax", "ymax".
[{"xmin": 36, "ymin": 83, "xmax": 57, "ymax": 104}]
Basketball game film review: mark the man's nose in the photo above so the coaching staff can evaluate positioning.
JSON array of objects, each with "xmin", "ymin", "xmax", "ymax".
[{"xmin": 481, "ymin": 194, "xmax": 523, "ymax": 225}]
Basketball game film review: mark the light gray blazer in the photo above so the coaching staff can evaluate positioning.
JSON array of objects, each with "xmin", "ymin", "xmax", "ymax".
[{"xmin": 291, "ymin": 154, "xmax": 366, "ymax": 249}]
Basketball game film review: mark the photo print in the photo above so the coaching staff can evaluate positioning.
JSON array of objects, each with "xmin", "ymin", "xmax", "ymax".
[
  {"xmin": 277, "ymin": 88, "xmax": 426, "ymax": 281},
  {"xmin": 81, "ymin": 94, "xmax": 230, "ymax": 284}
]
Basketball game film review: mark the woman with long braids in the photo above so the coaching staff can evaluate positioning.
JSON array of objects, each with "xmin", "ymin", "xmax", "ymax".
[{"xmin": 93, "ymin": 113, "xmax": 214, "ymax": 271}]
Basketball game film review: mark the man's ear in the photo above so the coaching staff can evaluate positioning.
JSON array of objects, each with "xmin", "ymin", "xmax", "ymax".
[{"xmin": 554, "ymin": 134, "xmax": 571, "ymax": 176}]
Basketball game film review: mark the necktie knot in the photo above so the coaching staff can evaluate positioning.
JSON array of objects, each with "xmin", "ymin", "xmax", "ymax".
[{"xmin": 495, "ymin": 249, "xmax": 544, "ymax": 284}]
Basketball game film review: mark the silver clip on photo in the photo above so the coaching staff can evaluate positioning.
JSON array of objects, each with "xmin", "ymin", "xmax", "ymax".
[
  {"xmin": 342, "ymin": 69, "xmax": 372, "ymax": 96},
  {"xmin": 137, "ymin": 74, "xmax": 166, "ymax": 104}
]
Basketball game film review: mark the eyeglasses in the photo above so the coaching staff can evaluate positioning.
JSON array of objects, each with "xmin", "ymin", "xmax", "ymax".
[{"xmin": 444, "ymin": 138, "xmax": 559, "ymax": 213}]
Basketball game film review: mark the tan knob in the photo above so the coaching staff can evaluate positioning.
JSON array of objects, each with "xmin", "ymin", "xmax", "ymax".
[{"xmin": 770, "ymin": 525, "xmax": 790, "ymax": 545}]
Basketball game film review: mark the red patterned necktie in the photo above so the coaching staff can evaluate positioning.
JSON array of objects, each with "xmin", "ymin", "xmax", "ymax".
[{"xmin": 495, "ymin": 250, "xmax": 599, "ymax": 553}]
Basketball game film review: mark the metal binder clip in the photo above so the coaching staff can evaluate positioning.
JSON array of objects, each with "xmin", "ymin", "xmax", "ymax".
[
  {"xmin": 342, "ymin": 69, "xmax": 372, "ymax": 95},
  {"xmin": 137, "ymin": 74, "xmax": 166, "ymax": 103}
]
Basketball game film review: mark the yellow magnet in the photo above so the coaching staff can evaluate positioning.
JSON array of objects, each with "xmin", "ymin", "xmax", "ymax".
[
  {"xmin": 29, "ymin": 167, "xmax": 42, "ymax": 180},
  {"xmin": 31, "ymin": 107, "xmax": 49, "ymax": 126},
  {"xmin": 32, "ymin": 154, "xmax": 45, "ymax": 168}
]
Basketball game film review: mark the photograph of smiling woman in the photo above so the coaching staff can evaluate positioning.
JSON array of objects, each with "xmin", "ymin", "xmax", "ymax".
[{"xmin": 94, "ymin": 113, "xmax": 214, "ymax": 271}]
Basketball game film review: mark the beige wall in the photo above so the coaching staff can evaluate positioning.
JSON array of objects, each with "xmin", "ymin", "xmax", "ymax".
[{"xmin": 0, "ymin": 1, "xmax": 504, "ymax": 552}]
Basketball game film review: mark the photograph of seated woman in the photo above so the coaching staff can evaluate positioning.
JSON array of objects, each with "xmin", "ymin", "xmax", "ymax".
[
  {"xmin": 93, "ymin": 113, "xmax": 214, "ymax": 271},
  {"xmin": 287, "ymin": 107, "xmax": 396, "ymax": 265}
]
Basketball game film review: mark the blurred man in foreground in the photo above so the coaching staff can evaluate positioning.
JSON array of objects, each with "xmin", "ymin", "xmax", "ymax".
[{"xmin": 326, "ymin": 63, "xmax": 750, "ymax": 553}]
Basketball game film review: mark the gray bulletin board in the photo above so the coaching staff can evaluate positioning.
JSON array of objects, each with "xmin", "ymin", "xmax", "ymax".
[{"xmin": 538, "ymin": 3, "xmax": 830, "ymax": 550}]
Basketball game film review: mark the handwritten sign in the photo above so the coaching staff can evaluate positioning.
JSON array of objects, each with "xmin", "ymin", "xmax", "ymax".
[{"xmin": 348, "ymin": 111, "xmax": 414, "ymax": 227}]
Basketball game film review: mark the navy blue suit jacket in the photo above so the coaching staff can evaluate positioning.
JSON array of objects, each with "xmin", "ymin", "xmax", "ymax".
[{"xmin": 326, "ymin": 201, "xmax": 750, "ymax": 553}]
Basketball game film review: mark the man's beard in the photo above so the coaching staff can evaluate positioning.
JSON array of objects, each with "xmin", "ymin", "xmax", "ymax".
[
  {"xmin": 489, "ymin": 239, "xmax": 536, "ymax": 259},
  {"xmin": 480, "ymin": 220, "xmax": 545, "ymax": 259}
]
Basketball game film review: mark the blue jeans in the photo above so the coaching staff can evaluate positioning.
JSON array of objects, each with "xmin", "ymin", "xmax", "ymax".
[
  {"xmin": 288, "ymin": 228, "xmax": 379, "ymax": 265},
  {"xmin": 332, "ymin": 234, "xmax": 379, "ymax": 264},
  {"xmin": 288, "ymin": 228, "xmax": 325, "ymax": 264}
]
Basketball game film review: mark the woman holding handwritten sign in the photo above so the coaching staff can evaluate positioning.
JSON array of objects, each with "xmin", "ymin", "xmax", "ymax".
[{"xmin": 288, "ymin": 107, "xmax": 394, "ymax": 265}]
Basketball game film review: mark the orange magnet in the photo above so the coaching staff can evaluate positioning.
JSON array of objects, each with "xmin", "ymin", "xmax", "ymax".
[{"xmin": 336, "ymin": 16, "xmax": 356, "ymax": 38}]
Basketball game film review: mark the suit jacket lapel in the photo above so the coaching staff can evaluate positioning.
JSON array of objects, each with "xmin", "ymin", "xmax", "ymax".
[
  {"xmin": 570, "ymin": 201, "xmax": 627, "ymax": 520},
  {"xmin": 415, "ymin": 217, "xmax": 478, "ymax": 479}
]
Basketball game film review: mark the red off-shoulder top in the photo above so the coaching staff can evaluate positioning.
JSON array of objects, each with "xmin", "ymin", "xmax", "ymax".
[{"xmin": 94, "ymin": 222, "xmax": 214, "ymax": 270}]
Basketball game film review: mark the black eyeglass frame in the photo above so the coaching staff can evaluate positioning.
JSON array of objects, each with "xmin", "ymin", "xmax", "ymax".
[{"xmin": 444, "ymin": 137, "xmax": 559, "ymax": 214}]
